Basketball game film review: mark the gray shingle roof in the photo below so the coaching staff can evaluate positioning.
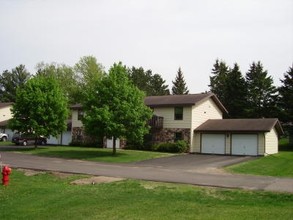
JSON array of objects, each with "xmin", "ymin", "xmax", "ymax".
[
  {"xmin": 144, "ymin": 92, "xmax": 228, "ymax": 113},
  {"xmin": 194, "ymin": 118, "xmax": 284, "ymax": 135},
  {"xmin": 0, "ymin": 102, "xmax": 13, "ymax": 108}
]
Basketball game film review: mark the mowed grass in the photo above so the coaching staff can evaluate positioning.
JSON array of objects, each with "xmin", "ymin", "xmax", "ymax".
[
  {"xmin": 4, "ymin": 145, "xmax": 175, "ymax": 163},
  {"xmin": 1, "ymin": 170, "xmax": 293, "ymax": 220},
  {"xmin": 227, "ymin": 138, "xmax": 293, "ymax": 177}
]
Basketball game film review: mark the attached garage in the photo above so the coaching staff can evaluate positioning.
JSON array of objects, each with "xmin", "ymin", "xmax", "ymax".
[
  {"xmin": 201, "ymin": 134, "xmax": 226, "ymax": 154},
  {"xmin": 194, "ymin": 119, "xmax": 284, "ymax": 156},
  {"xmin": 231, "ymin": 134, "xmax": 258, "ymax": 156}
]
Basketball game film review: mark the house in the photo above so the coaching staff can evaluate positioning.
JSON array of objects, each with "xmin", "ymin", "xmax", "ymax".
[
  {"xmin": 71, "ymin": 92, "xmax": 283, "ymax": 155},
  {"xmin": 145, "ymin": 93, "xmax": 283, "ymax": 156},
  {"xmin": 0, "ymin": 102, "xmax": 14, "ymax": 140},
  {"xmin": 71, "ymin": 104, "xmax": 115, "ymax": 147},
  {"xmin": 145, "ymin": 93, "xmax": 227, "ymax": 148},
  {"xmin": 0, "ymin": 102, "xmax": 72, "ymax": 145}
]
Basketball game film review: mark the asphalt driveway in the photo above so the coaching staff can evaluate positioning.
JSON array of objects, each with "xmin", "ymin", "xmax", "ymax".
[{"xmin": 134, "ymin": 154, "xmax": 254, "ymax": 172}]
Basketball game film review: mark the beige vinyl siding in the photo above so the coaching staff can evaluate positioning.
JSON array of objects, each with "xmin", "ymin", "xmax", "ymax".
[
  {"xmin": 258, "ymin": 133, "xmax": 265, "ymax": 155},
  {"xmin": 0, "ymin": 106, "xmax": 13, "ymax": 122},
  {"xmin": 153, "ymin": 106, "xmax": 192, "ymax": 129},
  {"xmin": 190, "ymin": 99, "xmax": 223, "ymax": 152},
  {"xmin": 191, "ymin": 132, "xmax": 201, "ymax": 152},
  {"xmin": 265, "ymin": 128, "xmax": 278, "ymax": 155},
  {"xmin": 71, "ymin": 110, "xmax": 83, "ymax": 128},
  {"xmin": 191, "ymin": 98, "xmax": 223, "ymax": 129}
]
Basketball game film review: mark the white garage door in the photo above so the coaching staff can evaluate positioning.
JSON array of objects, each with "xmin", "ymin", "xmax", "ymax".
[
  {"xmin": 232, "ymin": 134, "xmax": 258, "ymax": 156},
  {"xmin": 201, "ymin": 134, "xmax": 226, "ymax": 154}
]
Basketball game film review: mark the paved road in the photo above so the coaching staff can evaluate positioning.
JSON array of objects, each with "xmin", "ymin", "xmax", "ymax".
[{"xmin": 0, "ymin": 151, "xmax": 293, "ymax": 193}]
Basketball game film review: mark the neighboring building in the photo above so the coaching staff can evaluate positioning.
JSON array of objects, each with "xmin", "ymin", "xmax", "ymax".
[{"xmin": 0, "ymin": 102, "xmax": 14, "ymax": 140}]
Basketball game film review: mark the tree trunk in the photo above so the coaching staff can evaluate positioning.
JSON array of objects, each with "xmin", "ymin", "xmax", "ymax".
[
  {"xmin": 112, "ymin": 136, "xmax": 116, "ymax": 155},
  {"xmin": 34, "ymin": 136, "xmax": 38, "ymax": 149}
]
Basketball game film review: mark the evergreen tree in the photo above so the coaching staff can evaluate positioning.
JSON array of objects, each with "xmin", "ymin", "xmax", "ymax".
[
  {"xmin": 209, "ymin": 59, "xmax": 229, "ymax": 105},
  {"xmin": 0, "ymin": 65, "xmax": 31, "ymax": 102},
  {"xmin": 127, "ymin": 67, "xmax": 169, "ymax": 96},
  {"xmin": 172, "ymin": 67, "xmax": 189, "ymax": 95},
  {"xmin": 225, "ymin": 63, "xmax": 249, "ymax": 118},
  {"xmin": 279, "ymin": 65, "xmax": 293, "ymax": 144},
  {"xmin": 150, "ymin": 74, "xmax": 170, "ymax": 96},
  {"xmin": 279, "ymin": 65, "xmax": 293, "ymax": 123},
  {"xmin": 246, "ymin": 61, "xmax": 278, "ymax": 118}
]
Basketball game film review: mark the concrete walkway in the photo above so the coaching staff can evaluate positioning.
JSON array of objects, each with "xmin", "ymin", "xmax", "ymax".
[{"xmin": 1, "ymin": 151, "xmax": 293, "ymax": 193}]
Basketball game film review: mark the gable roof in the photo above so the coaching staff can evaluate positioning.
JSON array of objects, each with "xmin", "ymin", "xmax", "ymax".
[
  {"xmin": 144, "ymin": 92, "xmax": 228, "ymax": 114},
  {"xmin": 0, "ymin": 102, "xmax": 13, "ymax": 109},
  {"xmin": 194, "ymin": 118, "xmax": 284, "ymax": 135}
]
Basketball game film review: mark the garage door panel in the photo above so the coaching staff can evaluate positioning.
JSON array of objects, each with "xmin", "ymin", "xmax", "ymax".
[
  {"xmin": 202, "ymin": 134, "xmax": 225, "ymax": 154},
  {"xmin": 232, "ymin": 134, "xmax": 257, "ymax": 156}
]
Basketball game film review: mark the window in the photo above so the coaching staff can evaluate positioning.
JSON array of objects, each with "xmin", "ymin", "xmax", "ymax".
[
  {"xmin": 174, "ymin": 132, "xmax": 183, "ymax": 141},
  {"xmin": 174, "ymin": 107, "xmax": 183, "ymax": 120},
  {"xmin": 78, "ymin": 110, "xmax": 84, "ymax": 121}
]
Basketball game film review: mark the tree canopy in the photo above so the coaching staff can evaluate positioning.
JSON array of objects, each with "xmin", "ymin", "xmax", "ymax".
[
  {"xmin": 82, "ymin": 62, "xmax": 153, "ymax": 154},
  {"xmin": 36, "ymin": 62, "xmax": 80, "ymax": 104},
  {"xmin": 127, "ymin": 66, "xmax": 169, "ymax": 96},
  {"xmin": 9, "ymin": 75, "xmax": 69, "ymax": 148},
  {"xmin": 172, "ymin": 67, "xmax": 189, "ymax": 95},
  {"xmin": 279, "ymin": 65, "xmax": 293, "ymax": 122},
  {"xmin": 0, "ymin": 64, "xmax": 31, "ymax": 102},
  {"xmin": 224, "ymin": 63, "xmax": 248, "ymax": 118},
  {"xmin": 209, "ymin": 59, "xmax": 229, "ymax": 104},
  {"xmin": 246, "ymin": 61, "xmax": 278, "ymax": 118}
]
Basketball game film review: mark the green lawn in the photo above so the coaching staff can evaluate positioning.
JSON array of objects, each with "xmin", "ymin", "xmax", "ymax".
[
  {"xmin": 227, "ymin": 138, "xmax": 293, "ymax": 177},
  {"xmin": 4, "ymin": 145, "xmax": 175, "ymax": 163},
  {"xmin": 0, "ymin": 141, "xmax": 14, "ymax": 146},
  {"xmin": 1, "ymin": 170, "xmax": 292, "ymax": 220}
]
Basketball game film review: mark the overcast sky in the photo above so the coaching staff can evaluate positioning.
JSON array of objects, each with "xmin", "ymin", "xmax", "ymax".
[{"xmin": 0, "ymin": 0, "xmax": 292, "ymax": 93}]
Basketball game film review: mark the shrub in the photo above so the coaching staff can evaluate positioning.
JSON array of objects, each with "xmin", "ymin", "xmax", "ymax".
[{"xmin": 153, "ymin": 140, "xmax": 188, "ymax": 153}]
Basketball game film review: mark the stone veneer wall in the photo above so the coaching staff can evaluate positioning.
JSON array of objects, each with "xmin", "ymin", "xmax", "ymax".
[{"xmin": 151, "ymin": 128, "xmax": 191, "ymax": 145}]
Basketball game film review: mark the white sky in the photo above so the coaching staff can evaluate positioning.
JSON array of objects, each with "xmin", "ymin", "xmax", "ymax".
[{"xmin": 0, "ymin": 0, "xmax": 292, "ymax": 93}]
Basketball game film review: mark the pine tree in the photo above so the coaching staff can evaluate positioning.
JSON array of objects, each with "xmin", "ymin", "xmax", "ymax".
[
  {"xmin": 279, "ymin": 65, "xmax": 293, "ymax": 122},
  {"xmin": 209, "ymin": 59, "xmax": 229, "ymax": 105},
  {"xmin": 225, "ymin": 63, "xmax": 249, "ymax": 118},
  {"xmin": 172, "ymin": 67, "xmax": 189, "ymax": 95},
  {"xmin": 246, "ymin": 61, "xmax": 278, "ymax": 118},
  {"xmin": 127, "ymin": 67, "xmax": 169, "ymax": 96},
  {"xmin": 279, "ymin": 65, "xmax": 293, "ymax": 145}
]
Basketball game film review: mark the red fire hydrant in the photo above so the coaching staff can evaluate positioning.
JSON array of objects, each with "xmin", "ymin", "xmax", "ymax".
[{"xmin": 2, "ymin": 166, "xmax": 12, "ymax": 186}]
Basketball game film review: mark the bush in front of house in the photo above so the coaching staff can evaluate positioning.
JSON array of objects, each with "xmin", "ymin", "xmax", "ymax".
[{"xmin": 152, "ymin": 140, "xmax": 188, "ymax": 153}]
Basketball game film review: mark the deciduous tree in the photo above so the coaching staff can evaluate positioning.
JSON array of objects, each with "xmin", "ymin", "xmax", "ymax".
[
  {"xmin": 36, "ymin": 62, "xmax": 80, "ymax": 104},
  {"xmin": 9, "ymin": 75, "xmax": 69, "ymax": 148},
  {"xmin": 82, "ymin": 62, "xmax": 152, "ymax": 155}
]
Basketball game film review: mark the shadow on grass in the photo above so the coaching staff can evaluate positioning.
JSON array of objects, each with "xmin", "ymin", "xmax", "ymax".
[{"xmin": 27, "ymin": 149, "xmax": 127, "ymax": 160}]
